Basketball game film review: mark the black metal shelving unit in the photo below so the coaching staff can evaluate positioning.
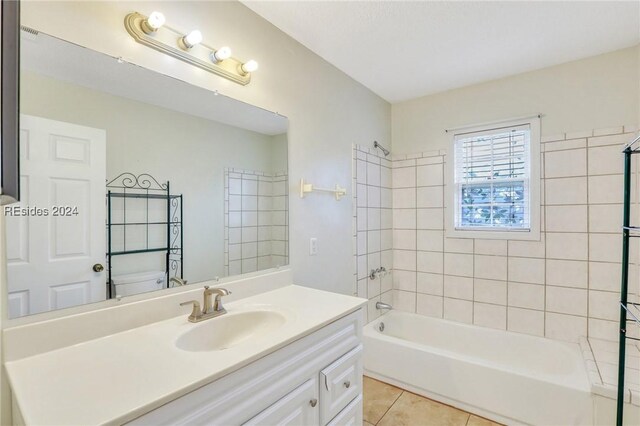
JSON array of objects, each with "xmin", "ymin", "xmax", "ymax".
[
  {"xmin": 105, "ymin": 173, "xmax": 183, "ymax": 299},
  {"xmin": 617, "ymin": 135, "xmax": 640, "ymax": 426}
]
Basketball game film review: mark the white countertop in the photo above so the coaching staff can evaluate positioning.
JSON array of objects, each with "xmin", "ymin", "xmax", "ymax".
[{"xmin": 5, "ymin": 285, "xmax": 366, "ymax": 425}]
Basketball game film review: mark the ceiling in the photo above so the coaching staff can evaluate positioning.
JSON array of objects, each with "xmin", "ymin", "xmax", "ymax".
[
  {"xmin": 21, "ymin": 30, "xmax": 288, "ymax": 135},
  {"xmin": 243, "ymin": 1, "xmax": 640, "ymax": 103}
]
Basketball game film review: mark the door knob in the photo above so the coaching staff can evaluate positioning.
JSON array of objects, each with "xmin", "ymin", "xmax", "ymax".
[{"xmin": 93, "ymin": 263, "xmax": 105, "ymax": 272}]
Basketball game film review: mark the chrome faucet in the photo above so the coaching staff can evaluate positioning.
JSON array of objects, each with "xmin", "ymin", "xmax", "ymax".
[
  {"xmin": 180, "ymin": 286, "xmax": 232, "ymax": 323},
  {"xmin": 376, "ymin": 301, "xmax": 393, "ymax": 311}
]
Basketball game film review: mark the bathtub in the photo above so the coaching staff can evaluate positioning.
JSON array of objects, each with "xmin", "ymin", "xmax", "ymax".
[{"xmin": 363, "ymin": 311, "xmax": 593, "ymax": 426}]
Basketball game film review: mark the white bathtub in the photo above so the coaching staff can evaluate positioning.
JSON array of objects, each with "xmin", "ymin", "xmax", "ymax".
[{"xmin": 363, "ymin": 311, "xmax": 593, "ymax": 426}]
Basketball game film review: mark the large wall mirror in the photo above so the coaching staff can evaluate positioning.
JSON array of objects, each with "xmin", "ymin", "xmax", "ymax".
[{"xmin": 6, "ymin": 27, "xmax": 289, "ymax": 319}]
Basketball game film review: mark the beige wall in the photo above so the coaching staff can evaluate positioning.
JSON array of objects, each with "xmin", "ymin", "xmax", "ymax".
[
  {"xmin": 392, "ymin": 46, "xmax": 640, "ymax": 154},
  {"xmin": 19, "ymin": 1, "xmax": 392, "ymax": 295},
  {"xmin": 21, "ymin": 70, "xmax": 283, "ymax": 283}
]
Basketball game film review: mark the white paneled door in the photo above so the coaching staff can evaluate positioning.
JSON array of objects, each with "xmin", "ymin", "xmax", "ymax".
[{"xmin": 6, "ymin": 115, "xmax": 106, "ymax": 318}]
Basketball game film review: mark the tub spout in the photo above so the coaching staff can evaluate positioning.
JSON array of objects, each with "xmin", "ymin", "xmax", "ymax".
[{"xmin": 376, "ymin": 302, "xmax": 392, "ymax": 310}]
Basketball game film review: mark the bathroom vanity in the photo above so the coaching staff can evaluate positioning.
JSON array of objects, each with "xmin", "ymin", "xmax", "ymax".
[{"xmin": 4, "ymin": 284, "xmax": 366, "ymax": 425}]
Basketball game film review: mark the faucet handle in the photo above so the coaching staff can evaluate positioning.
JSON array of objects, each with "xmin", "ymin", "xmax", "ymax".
[{"xmin": 180, "ymin": 300, "xmax": 203, "ymax": 321}]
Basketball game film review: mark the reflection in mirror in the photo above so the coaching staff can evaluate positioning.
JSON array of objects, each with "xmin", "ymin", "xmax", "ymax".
[{"xmin": 7, "ymin": 29, "xmax": 288, "ymax": 318}]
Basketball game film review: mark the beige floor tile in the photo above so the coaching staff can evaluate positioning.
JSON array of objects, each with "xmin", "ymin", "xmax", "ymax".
[
  {"xmin": 467, "ymin": 415, "xmax": 502, "ymax": 426},
  {"xmin": 363, "ymin": 376, "xmax": 403, "ymax": 424},
  {"xmin": 377, "ymin": 392, "xmax": 470, "ymax": 426},
  {"xmin": 363, "ymin": 422, "xmax": 375, "ymax": 426}
]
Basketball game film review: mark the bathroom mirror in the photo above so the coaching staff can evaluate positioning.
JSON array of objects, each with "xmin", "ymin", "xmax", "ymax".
[{"xmin": 5, "ymin": 29, "xmax": 288, "ymax": 319}]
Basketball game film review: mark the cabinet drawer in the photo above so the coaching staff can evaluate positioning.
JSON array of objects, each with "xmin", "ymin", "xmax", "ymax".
[
  {"xmin": 319, "ymin": 345, "xmax": 363, "ymax": 424},
  {"xmin": 243, "ymin": 377, "xmax": 320, "ymax": 426},
  {"xmin": 326, "ymin": 394, "xmax": 362, "ymax": 426}
]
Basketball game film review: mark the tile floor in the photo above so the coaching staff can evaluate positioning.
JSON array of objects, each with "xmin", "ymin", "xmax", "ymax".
[{"xmin": 363, "ymin": 376, "xmax": 503, "ymax": 426}]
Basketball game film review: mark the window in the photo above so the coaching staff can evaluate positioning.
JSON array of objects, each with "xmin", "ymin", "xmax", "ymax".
[{"xmin": 447, "ymin": 117, "xmax": 540, "ymax": 240}]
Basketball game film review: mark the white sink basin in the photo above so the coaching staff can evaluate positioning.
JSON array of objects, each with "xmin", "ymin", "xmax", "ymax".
[{"xmin": 175, "ymin": 310, "xmax": 287, "ymax": 352}]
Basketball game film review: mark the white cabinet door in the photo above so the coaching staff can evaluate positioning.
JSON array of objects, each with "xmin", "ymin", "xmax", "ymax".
[
  {"xmin": 319, "ymin": 345, "xmax": 363, "ymax": 424},
  {"xmin": 243, "ymin": 377, "xmax": 319, "ymax": 426},
  {"xmin": 327, "ymin": 395, "xmax": 362, "ymax": 426},
  {"xmin": 7, "ymin": 115, "xmax": 106, "ymax": 318}
]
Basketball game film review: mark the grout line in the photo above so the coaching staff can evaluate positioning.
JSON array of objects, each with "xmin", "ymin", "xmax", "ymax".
[{"xmin": 375, "ymin": 390, "xmax": 404, "ymax": 425}]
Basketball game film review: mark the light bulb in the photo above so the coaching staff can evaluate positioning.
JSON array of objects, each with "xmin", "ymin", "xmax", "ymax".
[
  {"xmin": 240, "ymin": 60, "xmax": 258, "ymax": 74},
  {"xmin": 181, "ymin": 30, "xmax": 202, "ymax": 49},
  {"xmin": 210, "ymin": 46, "xmax": 232, "ymax": 63},
  {"xmin": 141, "ymin": 11, "xmax": 165, "ymax": 34}
]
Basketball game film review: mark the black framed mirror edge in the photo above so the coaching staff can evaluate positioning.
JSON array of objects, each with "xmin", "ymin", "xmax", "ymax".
[{"xmin": 1, "ymin": 0, "xmax": 20, "ymax": 205}]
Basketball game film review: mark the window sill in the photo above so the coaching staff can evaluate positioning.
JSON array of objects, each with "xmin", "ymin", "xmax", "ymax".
[{"xmin": 445, "ymin": 227, "xmax": 541, "ymax": 241}]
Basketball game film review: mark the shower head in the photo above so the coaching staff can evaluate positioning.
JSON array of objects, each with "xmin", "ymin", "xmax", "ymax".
[{"xmin": 374, "ymin": 141, "xmax": 390, "ymax": 157}]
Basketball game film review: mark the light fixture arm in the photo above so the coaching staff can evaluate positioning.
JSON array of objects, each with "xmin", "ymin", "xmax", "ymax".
[{"xmin": 124, "ymin": 12, "xmax": 254, "ymax": 86}]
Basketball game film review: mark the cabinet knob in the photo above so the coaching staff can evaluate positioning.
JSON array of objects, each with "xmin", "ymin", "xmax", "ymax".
[
  {"xmin": 344, "ymin": 380, "xmax": 351, "ymax": 388},
  {"xmin": 309, "ymin": 398, "xmax": 318, "ymax": 408}
]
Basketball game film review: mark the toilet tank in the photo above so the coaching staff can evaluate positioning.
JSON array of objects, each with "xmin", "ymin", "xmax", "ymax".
[{"xmin": 111, "ymin": 270, "xmax": 166, "ymax": 297}]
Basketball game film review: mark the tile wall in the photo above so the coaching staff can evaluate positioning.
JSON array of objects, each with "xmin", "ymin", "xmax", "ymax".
[
  {"xmin": 224, "ymin": 168, "xmax": 289, "ymax": 276},
  {"xmin": 354, "ymin": 126, "xmax": 640, "ymax": 343},
  {"xmin": 389, "ymin": 126, "xmax": 640, "ymax": 342},
  {"xmin": 352, "ymin": 146, "xmax": 393, "ymax": 321}
]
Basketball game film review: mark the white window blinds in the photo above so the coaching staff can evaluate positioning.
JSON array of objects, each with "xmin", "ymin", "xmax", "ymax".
[{"xmin": 454, "ymin": 124, "xmax": 531, "ymax": 230}]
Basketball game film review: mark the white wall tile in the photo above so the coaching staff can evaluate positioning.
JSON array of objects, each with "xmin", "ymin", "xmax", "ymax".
[
  {"xmin": 544, "ymin": 138, "xmax": 586, "ymax": 152},
  {"xmin": 417, "ymin": 251, "xmax": 444, "ymax": 274},
  {"xmin": 588, "ymin": 145, "xmax": 624, "ymax": 176},
  {"xmin": 546, "ymin": 286, "xmax": 587, "ymax": 316},
  {"xmin": 589, "ymin": 261, "xmax": 631, "ymax": 292},
  {"xmin": 417, "ymin": 294, "xmax": 443, "ymax": 318},
  {"xmin": 588, "ymin": 133, "xmax": 629, "ymax": 147},
  {"xmin": 417, "ymin": 186, "xmax": 444, "ymax": 208},
  {"xmin": 444, "ymin": 253, "xmax": 474, "ymax": 277},
  {"xmin": 417, "ymin": 230, "xmax": 444, "ymax": 252},
  {"xmin": 381, "ymin": 166, "xmax": 392, "ymax": 188},
  {"xmin": 393, "ymin": 188, "xmax": 416, "ymax": 208},
  {"xmin": 367, "ymin": 186, "xmax": 381, "ymax": 208},
  {"xmin": 417, "ymin": 272, "xmax": 444, "ymax": 295},
  {"xmin": 444, "ymin": 237, "xmax": 474, "ymax": 254},
  {"xmin": 381, "ymin": 209, "xmax": 393, "ymax": 230},
  {"xmin": 393, "ymin": 229, "xmax": 416, "ymax": 250},
  {"xmin": 508, "ymin": 237, "xmax": 545, "ymax": 258},
  {"xmin": 545, "ymin": 205, "xmax": 588, "ymax": 233},
  {"xmin": 393, "ymin": 249, "xmax": 416, "ymax": 271},
  {"xmin": 546, "ymin": 259, "xmax": 588, "ymax": 288},
  {"xmin": 380, "ymin": 230, "xmax": 393, "ymax": 251},
  {"xmin": 393, "ymin": 269, "xmax": 416, "ymax": 291},
  {"xmin": 367, "ymin": 208, "xmax": 381, "ymax": 231},
  {"xmin": 392, "ymin": 166, "xmax": 415, "ymax": 188},
  {"xmin": 367, "ymin": 230, "xmax": 381, "ymax": 254},
  {"xmin": 474, "ymin": 303, "xmax": 506, "ymax": 330},
  {"xmin": 588, "ymin": 175, "xmax": 623, "ymax": 204},
  {"xmin": 444, "ymin": 298, "xmax": 473, "ymax": 324},
  {"xmin": 474, "ymin": 279, "xmax": 507, "ymax": 305},
  {"xmin": 393, "ymin": 290, "xmax": 416, "ymax": 313},
  {"xmin": 393, "ymin": 209, "xmax": 416, "ymax": 229},
  {"xmin": 417, "ymin": 208, "xmax": 444, "ymax": 230},
  {"xmin": 444, "ymin": 275, "xmax": 473, "ymax": 300},
  {"xmin": 508, "ymin": 282, "xmax": 544, "ymax": 310},
  {"xmin": 546, "ymin": 233, "xmax": 588, "ymax": 260},
  {"xmin": 368, "ymin": 252, "xmax": 381, "ymax": 275},
  {"xmin": 545, "ymin": 312, "xmax": 587, "ymax": 343},
  {"xmin": 368, "ymin": 276, "xmax": 381, "ymax": 298},
  {"xmin": 474, "ymin": 239, "xmax": 507, "ymax": 256},
  {"xmin": 508, "ymin": 257, "xmax": 545, "ymax": 284},
  {"xmin": 417, "ymin": 164, "xmax": 443, "ymax": 186},
  {"xmin": 507, "ymin": 307, "xmax": 544, "ymax": 336},
  {"xmin": 475, "ymin": 255, "xmax": 507, "ymax": 280},
  {"xmin": 588, "ymin": 318, "xmax": 618, "ymax": 341},
  {"xmin": 588, "ymin": 290, "xmax": 619, "ymax": 321},
  {"xmin": 589, "ymin": 233, "xmax": 621, "ymax": 263},
  {"xmin": 357, "ymin": 184, "xmax": 367, "ymax": 207},
  {"xmin": 589, "ymin": 204, "xmax": 622, "ymax": 233},
  {"xmin": 545, "ymin": 149, "xmax": 587, "ymax": 178},
  {"xmin": 367, "ymin": 161, "xmax": 381, "ymax": 186},
  {"xmin": 545, "ymin": 177, "xmax": 587, "ymax": 205}
]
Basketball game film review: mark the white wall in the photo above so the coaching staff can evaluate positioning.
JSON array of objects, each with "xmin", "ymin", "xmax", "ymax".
[
  {"xmin": 21, "ymin": 70, "xmax": 283, "ymax": 283},
  {"xmin": 18, "ymin": 1, "xmax": 391, "ymax": 297},
  {"xmin": 393, "ymin": 46, "xmax": 640, "ymax": 154}
]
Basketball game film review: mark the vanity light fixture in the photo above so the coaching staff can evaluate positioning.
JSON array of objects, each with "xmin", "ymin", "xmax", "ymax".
[
  {"xmin": 141, "ymin": 11, "xmax": 165, "ymax": 34},
  {"xmin": 210, "ymin": 46, "xmax": 232, "ymax": 63},
  {"xmin": 179, "ymin": 30, "xmax": 203, "ymax": 50},
  {"xmin": 239, "ymin": 60, "xmax": 259, "ymax": 75},
  {"xmin": 124, "ymin": 12, "xmax": 256, "ymax": 85}
]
